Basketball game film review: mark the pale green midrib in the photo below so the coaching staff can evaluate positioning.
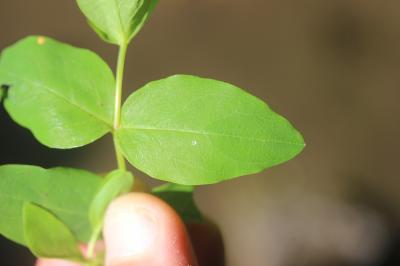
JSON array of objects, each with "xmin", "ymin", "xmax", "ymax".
[
  {"xmin": 120, "ymin": 125, "xmax": 305, "ymax": 146},
  {"xmin": 112, "ymin": 0, "xmax": 127, "ymax": 42},
  {"xmin": 1, "ymin": 71, "xmax": 113, "ymax": 128}
]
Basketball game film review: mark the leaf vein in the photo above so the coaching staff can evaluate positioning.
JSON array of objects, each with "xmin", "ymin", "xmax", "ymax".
[
  {"xmin": 1, "ymin": 70, "xmax": 112, "ymax": 127},
  {"xmin": 121, "ymin": 126, "xmax": 304, "ymax": 146}
]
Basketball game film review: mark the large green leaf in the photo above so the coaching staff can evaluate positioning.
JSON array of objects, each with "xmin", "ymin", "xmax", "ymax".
[
  {"xmin": 0, "ymin": 165, "xmax": 102, "ymax": 245},
  {"xmin": 152, "ymin": 184, "xmax": 203, "ymax": 223},
  {"xmin": 117, "ymin": 75, "xmax": 305, "ymax": 185},
  {"xmin": 0, "ymin": 36, "xmax": 115, "ymax": 148},
  {"xmin": 23, "ymin": 203, "xmax": 84, "ymax": 261},
  {"xmin": 76, "ymin": 0, "xmax": 159, "ymax": 45}
]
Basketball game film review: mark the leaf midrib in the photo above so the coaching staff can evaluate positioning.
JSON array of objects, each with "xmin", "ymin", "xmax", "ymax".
[
  {"xmin": 120, "ymin": 125, "xmax": 304, "ymax": 146},
  {"xmin": 1, "ymin": 70, "xmax": 112, "ymax": 127},
  {"xmin": 112, "ymin": 0, "xmax": 126, "ymax": 42}
]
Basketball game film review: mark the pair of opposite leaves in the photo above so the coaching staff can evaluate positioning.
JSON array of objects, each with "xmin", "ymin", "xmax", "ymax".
[
  {"xmin": 0, "ymin": 36, "xmax": 304, "ymax": 185},
  {"xmin": 0, "ymin": 0, "xmax": 304, "ymax": 184}
]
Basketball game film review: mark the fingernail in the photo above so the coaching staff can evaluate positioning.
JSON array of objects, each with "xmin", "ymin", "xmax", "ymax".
[{"xmin": 104, "ymin": 206, "xmax": 158, "ymax": 265}]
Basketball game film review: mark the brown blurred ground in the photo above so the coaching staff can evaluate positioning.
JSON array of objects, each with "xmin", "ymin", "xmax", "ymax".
[{"xmin": 1, "ymin": 1, "xmax": 400, "ymax": 266}]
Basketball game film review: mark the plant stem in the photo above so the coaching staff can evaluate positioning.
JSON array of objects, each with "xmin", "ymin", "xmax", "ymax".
[
  {"xmin": 86, "ymin": 223, "xmax": 102, "ymax": 260},
  {"xmin": 113, "ymin": 135, "xmax": 126, "ymax": 170},
  {"xmin": 113, "ymin": 43, "xmax": 128, "ymax": 170},
  {"xmin": 86, "ymin": 44, "xmax": 130, "ymax": 266}
]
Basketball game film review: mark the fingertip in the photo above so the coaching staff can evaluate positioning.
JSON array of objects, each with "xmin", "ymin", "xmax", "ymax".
[
  {"xmin": 103, "ymin": 193, "xmax": 197, "ymax": 266},
  {"xmin": 36, "ymin": 259, "xmax": 80, "ymax": 266}
]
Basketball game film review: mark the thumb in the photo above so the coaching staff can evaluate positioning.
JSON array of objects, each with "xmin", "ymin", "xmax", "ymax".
[{"xmin": 103, "ymin": 192, "xmax": 198, "ymax": 266}]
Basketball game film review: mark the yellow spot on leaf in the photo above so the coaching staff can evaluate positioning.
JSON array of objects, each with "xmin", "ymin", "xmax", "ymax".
[{"xmin": 37, "ymin": 36, "xmax": 46, "ymax": 45}]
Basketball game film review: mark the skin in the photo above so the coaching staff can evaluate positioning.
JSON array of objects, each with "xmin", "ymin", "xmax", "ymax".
[{"xmin": 36, "ymin": 193, "xmax": 224, "ymax": 266}]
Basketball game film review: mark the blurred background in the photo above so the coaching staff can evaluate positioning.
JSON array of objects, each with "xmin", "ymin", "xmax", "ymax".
[{"xmin": 1, "ymin": 0, "xmax": 400, "ymax": 265}]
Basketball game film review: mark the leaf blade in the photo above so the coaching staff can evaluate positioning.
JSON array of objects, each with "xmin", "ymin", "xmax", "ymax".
[
  {"xmin": 0, "ymin": 36, "xmax": 115, "ymax": 148},
  {"xmin": 152, "ymin": 183, "xmax": 203, "ymax": 223},
  {"xmin": 0, "ymin": 165, "xmax": 102, "ymax": 245},
  {"xmin": 117, "ymin": 75, "xmax": 305, "ymax": 185},
  {"xmin": 23, "ymin": 202, "xmax": 84, "ymax": 260},
  {"xmin": 76, "ymin": 0, "xmax": 159, "ymax": 45}
]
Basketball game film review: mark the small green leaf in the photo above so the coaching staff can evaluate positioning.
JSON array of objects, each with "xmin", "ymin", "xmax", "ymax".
[
  {"xmin": 89, "ymin": 170, "xmax": 134, "ymax": 229},
  {"xmin": 76, "ymin": 0, "xmax": 159, "ymax": 45},
  {"xmin": 153, "ymin": 184, "xmax": 203, "ymax": 223},
  {"xmin": 0, "ymin": 165, "xmax": 102, "ymax": 245},
  {"xmin": 0, "ymin": 36, "xmax": 115, "ymax": 148},
  {"xmin": 117, "ymin": 75, "xmax": 305, "ymax": 185},
  {"xmin": 23, "ymin": 202, "xmax": 84, "ymax": 261}
]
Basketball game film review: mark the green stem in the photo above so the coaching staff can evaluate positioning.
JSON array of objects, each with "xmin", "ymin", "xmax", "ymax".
[
  {"xmin": 86, "ymin": 223, "xmax": 102, "ymax": 260},
  {"xmin": 113, "ymin": 135, "xmax": 126, "ymax": 170},
  {"xmin": 84, "ymin": 44, "xmax": 130, "ymax": 266},
  {"xmin": 113, "ymin": 43, "xmax": 128, "ymax": 170}
]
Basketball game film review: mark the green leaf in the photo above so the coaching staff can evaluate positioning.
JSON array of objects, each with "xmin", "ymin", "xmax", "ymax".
[
  {"xmin": 87, "ymin": 19, "xmax": 115, "ymax": 45},
  {"xmin": 0, "ymin": 36, "xmax": 115, "ymax": 149},
  {"xmin": 23, "ymin": 202, "xmax": 84, "ymax": 261},
  {"xmin": 0, "ymin": 165, "xmax": 102, "ymax": 245},
  {"xmin": 152, "ymin": 183, "xmax": 203, "ymax": 223},
  {"xmin": 117, "ymin": 74, "xmax": 305, "ymax": 185},
  {"xmin": 89, "ymin": 170, "xmax": 134, "ymax": 229},
  {"xmin": 76, "ymin": 0, "xmax": 159, "ymax": 45}
]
